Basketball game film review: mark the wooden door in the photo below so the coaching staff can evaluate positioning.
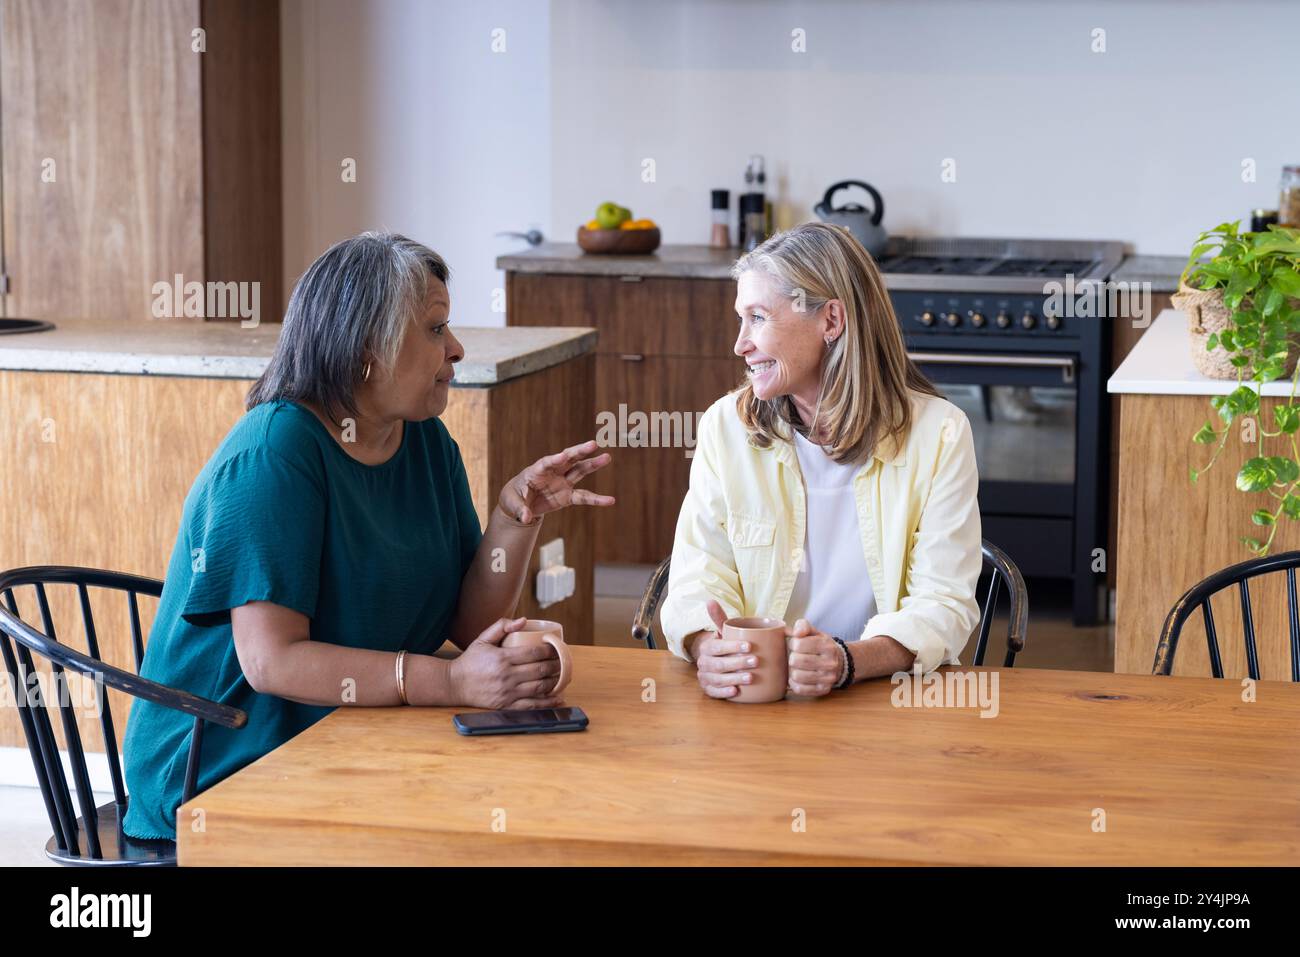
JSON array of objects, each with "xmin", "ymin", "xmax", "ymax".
[{"xmin": 0, "ymin": 0, "xmax": 204, "ymax": 321}]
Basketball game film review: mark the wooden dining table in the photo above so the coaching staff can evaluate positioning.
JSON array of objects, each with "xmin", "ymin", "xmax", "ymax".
[{"xmin": 177, "ymin": 645, "xmax": 1300, "ymax": 866}]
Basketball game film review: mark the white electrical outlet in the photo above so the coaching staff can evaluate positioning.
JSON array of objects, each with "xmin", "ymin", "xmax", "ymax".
[
  {"xmin": 536, "ymin": 538, "xmax": 574, "ymax": 608},
  {"xmin": 539, "ymin": 537, "xmax": 565, "ymax": 570}
]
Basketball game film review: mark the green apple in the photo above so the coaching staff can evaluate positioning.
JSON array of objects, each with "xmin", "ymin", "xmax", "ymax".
[
  {"xmin": 595, "ymin": 202, "xmax": 623, "ymax": 230},
  {"xmin": 616, "ymin": 205, "xmax": 633, "ymax": 224}
]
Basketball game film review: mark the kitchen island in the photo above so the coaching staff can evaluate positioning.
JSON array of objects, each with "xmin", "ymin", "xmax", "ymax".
[
  {"xmin": 1109, "ymin": 308, "xmax": 1300, "ymax": 678},
  {"xmin": 0, "ymin": 319, "xmax": 597, "ymax": 751}
]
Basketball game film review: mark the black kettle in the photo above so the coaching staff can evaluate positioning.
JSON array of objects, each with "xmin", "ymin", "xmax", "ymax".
[{"xmin": 813, "ymin": 180, "xmax": 887, "ymax": 257}]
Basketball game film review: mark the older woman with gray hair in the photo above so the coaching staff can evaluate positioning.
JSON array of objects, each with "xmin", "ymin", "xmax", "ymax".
[{"xmin": 121, "ymin": 232, "xmax": 612, "ymax": 840}]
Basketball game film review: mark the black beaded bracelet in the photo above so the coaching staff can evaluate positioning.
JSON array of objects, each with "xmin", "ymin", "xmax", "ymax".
[{"xmin": 831, "ymin": 636, "xmax": 854, "ymax": 689}]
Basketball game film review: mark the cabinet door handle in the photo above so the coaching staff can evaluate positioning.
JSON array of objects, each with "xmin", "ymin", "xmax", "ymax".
[
  {"xmin": 619, "ymin": 275, "xmax": 644, "ymax": 283},
  {"xmin": 620, "ymin": 353, "xmax": 645, "ymax": 362}
]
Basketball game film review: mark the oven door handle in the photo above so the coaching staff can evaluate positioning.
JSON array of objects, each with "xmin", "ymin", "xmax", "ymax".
[{"xmin": 907, "ymin": 351, "xmax": 1076, "ymax": 384}]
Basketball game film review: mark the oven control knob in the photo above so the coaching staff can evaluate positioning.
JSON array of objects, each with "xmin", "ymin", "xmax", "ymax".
[
  {"xmin": 1020, "ymin": 313, "xmax": 1037, "ymax": 330},
  {"xmin": 995, "ymin": 311, "xmax": 1012, "ymax": 328},
  {"xmin": 1045, "ymin": 313, "xmax": 1061, "ymax": 330},
  {"xmin": 919, "ymin": 311, "xmax": 936, "ymax": 327},
  {"xmin": 970, "ymin": 312, "xmax": 987, "ymax": 328},
  {"xmin": 945, "ymin": 312, "xmax": 961, "ymax": 327}
]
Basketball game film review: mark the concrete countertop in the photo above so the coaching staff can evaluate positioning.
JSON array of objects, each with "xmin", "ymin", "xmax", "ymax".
[
  {"xmin": 0, "ymin": 319, "xmax": 597, "ymax": 385},
  {"xmin": 1107, "ymin": 308, "xmax": 1297, "ymax": 397},
  {"xmin": 500, "ymin": 243, "xmax": 1188, "ymax": 292},
  {"xmin": 1110, "ymin": 254, "xmax": 1186, "ymax": 293},
  {"xmin": 498, "ymin": 242, "xmax": 739, "ymax": 279}
]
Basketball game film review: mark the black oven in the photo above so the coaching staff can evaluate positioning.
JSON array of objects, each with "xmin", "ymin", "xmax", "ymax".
[{"xmin": 885, "ymin": 261, "xmax": 1116, "ymax": 626}]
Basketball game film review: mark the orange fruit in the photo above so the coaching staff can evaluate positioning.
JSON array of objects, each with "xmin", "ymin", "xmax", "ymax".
[{"xmin": 584, "ymin": 219, "xmax": 601, "ymax": 230}]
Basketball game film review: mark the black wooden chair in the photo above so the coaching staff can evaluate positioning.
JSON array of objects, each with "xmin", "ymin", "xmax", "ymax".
[
  {"xmin": 631, "ymin": 538, "xmax": 1028, "ymax": 666},
  {"xmin": 1154, "ymin": 551, "xmax": 1300, "ymax": 680},
  {"xmin": 0, "ymin": 565, "xmax": 246, "ymax": 866}
]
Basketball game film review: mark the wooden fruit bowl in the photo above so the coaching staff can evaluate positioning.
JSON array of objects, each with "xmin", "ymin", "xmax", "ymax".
[{"xmin": 577, "ymin": 226, "xmax": 661, "ymax": 255}]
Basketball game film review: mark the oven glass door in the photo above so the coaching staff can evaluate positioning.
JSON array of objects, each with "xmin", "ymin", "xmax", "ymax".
[{"xmin": 909, "ymin": 351, "xmax": 1077, "ymax": 519}]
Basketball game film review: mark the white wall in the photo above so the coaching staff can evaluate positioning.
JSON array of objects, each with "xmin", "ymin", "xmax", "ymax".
[
  {"xmin": 549, "ymin": 0, "xmax": 1298, "ymax": 255},
  {"xmin": 281, "ymin": 0, "xmax": 1298, "ymax": 326},
  {"xmin": 281, "ymin": 0, "xmax": 551, "ymax": 327}
]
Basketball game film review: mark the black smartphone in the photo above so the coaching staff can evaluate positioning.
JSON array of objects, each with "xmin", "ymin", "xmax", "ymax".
[{"xmin": 453, "ymin": 706, "xmax": 589, "ymax": 736}]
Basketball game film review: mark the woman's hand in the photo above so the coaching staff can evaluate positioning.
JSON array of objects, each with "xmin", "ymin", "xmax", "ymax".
[
  {"xmin": 787, "ymin": 619, "xmax": 844, "ymax": 697},
  {"xmin": 690, "ymin": 599, "xmax": 759, "ymax": 700},
  {"xmin": 498, "ymin": 439, "xmax": 615, "ymax": 524},
  {"xmin": 447, "ymin": 617, "xmax": 565, "ymax": 710}
]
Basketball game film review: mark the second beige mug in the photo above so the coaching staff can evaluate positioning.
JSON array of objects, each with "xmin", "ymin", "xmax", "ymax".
[
  {"xmin": 722, "ymin": 616, "xmax": 788, "ymax": 703},
  {"xmin": 501, "ymin": 619, "xmax": 572, "ymax": 694}
]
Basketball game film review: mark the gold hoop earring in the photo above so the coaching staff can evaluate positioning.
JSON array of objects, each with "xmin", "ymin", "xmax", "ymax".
[{"xmin": 362, "ymin": 361, "xmax": 372, "ymax": 382}]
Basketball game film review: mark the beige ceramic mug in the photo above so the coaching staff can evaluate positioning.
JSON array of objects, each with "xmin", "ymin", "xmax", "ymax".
[
  {"xmin": 501, "ymin": 619, "xmax": 572, "ymax": 695},
  {"xmin": 722, "ymin": 616, "xmax": 788, "ymax": 703}
]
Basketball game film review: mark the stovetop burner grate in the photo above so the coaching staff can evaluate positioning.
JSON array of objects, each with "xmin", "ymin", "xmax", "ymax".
[
  {"xmin": 877, "ymin": 254, "xmax": 1095, "ymax": 278},
  {"xmin": 986, "ymin": 257, "xmax": 1094, "ymax": 277},
  {"xmin": 874, "ymin": 236, "xmax": 1125, "ymax": 292},
  {"xmin": 876, "ymin": 256, "xmax": 1001, "ymax": 275}
]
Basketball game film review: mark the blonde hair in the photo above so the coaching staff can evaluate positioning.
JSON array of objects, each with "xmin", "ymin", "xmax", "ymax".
[{"xmin": 731, "ymin": 222, "xmax": 938, "ymax": 463}]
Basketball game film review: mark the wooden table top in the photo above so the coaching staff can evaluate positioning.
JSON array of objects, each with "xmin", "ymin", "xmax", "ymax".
[{"xmin": 177, "ymin": 645, "xmax": 1300, "ymax": 866}]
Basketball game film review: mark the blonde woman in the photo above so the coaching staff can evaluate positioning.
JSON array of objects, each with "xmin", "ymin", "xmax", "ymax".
[{"xmin": 660, "ymin": 222, "xmax": 981, "ymax": 698}]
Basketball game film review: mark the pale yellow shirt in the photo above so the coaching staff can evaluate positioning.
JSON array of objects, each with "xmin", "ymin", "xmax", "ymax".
[{"xmin": 660, "ymin": 389, "xmax": 982, "ymax": 673}]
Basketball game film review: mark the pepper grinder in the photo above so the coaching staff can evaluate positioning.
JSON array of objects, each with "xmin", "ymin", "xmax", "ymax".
[{"xmin": 710, "ymin": 189, "xmax": 731, "ymax": 248}]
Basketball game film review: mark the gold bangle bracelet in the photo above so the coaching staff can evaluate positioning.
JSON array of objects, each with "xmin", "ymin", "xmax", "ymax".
[{"xmin": 395, "ymin": 650, "xmax": 410, "ymax": 705}]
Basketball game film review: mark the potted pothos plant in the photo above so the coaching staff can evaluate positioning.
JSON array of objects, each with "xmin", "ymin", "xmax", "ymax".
[{"xmin": 1185, "ymin": 222, "xmax": 1300, "ymax": 555}]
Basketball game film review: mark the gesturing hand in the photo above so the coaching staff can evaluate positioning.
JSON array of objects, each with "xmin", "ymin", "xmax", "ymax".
[
  {"xmin": 498, "ymin": 439, "xmax": 615, "ymax": 524},
  {"xmin": 787, "ymin": 619, "xmax": 844, "ymax": 697}
]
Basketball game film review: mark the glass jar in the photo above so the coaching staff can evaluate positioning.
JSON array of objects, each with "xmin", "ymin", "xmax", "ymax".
[
  {"xmin": 710, "ymin": 189, "xmax": 731, "ymax": 248},
  {"xmin": 1280, "ymin": 166, "xmax": 1300, "ymax": 226}
]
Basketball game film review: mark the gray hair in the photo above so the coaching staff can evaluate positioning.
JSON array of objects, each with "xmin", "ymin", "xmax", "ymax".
[{"xmin": 246, "ymin": 231, "xmax": 450, "ymax": 421}]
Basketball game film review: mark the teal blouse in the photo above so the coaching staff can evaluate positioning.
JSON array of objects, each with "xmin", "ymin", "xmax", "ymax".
[{"xmin": 121, "ymin": 400, "xmax": 482, "ymax": 839}]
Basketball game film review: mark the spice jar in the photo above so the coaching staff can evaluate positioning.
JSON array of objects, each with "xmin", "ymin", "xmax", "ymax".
[
  {"xmin": 710, "ymin": 189, "xmax": 731, "ymax": 248},
  {"xmin": 1280, "ymin": 166, "xmax": 1300, "ymax": 226}
]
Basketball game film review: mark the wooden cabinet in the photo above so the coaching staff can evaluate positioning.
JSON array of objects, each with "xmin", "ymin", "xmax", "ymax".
[
  {"xmin": 1116, "ymin": 391, "xmax": 1300, "ymax": 678},
  {"xmin": 593, "ymin": 353, "xmax": 740, "ymax": 561},
  {"xmin": 0, "ymin": 0, "xmax": 281, "ymax": 322},
  {"xmin": 506, "ymin": 272, "xmax": 740, "ymax": 562}
]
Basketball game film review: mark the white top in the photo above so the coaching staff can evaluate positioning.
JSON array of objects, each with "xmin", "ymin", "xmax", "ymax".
[
  {"xmin": 785, "ymin": 429, "xmax": 877, "ymax": 642},
  {"xmin": 1107, "ymin": 309, "xmax": 1296, "ymax": 397}
]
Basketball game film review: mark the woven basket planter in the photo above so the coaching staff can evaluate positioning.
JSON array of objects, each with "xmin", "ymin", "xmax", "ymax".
[{"xmin": 1173, "ymin": 281, "xmax": 1300, "ymax": 380}]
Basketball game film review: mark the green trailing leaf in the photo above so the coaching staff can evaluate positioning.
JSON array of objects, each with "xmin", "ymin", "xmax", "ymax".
[
  {"xmin": 1253, "ymin": 509, "xmax": 1276, "ymax": 526},
  {"xmin": 1274, "ymin": 405, "xmax": 1300, "ymax": 434},
  {"xmin": 1237, "ymin": 457, "xmax": 1276, "ymax": 492},
  {"xmin": 1218, "ymin": 385, "xmax": 1259, "ymax": 422},
  {"xmin": 1192, "ymin": 422, "xmax": 1217, "ymax": 444},
  {"xmin": 1283, "ymin": 494, "xmax": 1300, "ymax": 520},
  {"xmin": 1206, "ymin": 332, "xmax": 1220, "ymax": 350},
  {"xmin": 1271, "ymin": 267, "xmax": 1300, "ymax": 298},
  {"xmin": 1268, "ymin": 456, "xmax": 1300, "ymax": 484},
  {"xmin": 1198, "ymin": 262, "xmax": 1231, "ymax": 284}
]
